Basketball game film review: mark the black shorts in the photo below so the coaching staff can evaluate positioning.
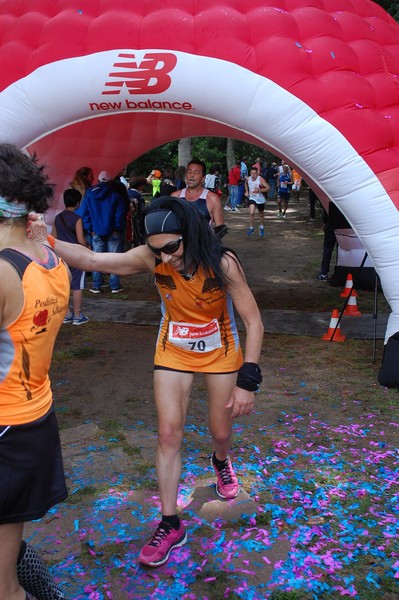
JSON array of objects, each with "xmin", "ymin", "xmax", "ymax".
[
  {"xmin": 279, "ymin": 191, "xmax": 290, "ymax": 202},
  {"xmin": 0, "ymin": 408, "xmax": 68, "ymax": 524},
  {"xmin": 248, "ymin": 200, "xmax": 265, "ymax": 212},
  {"xmin": 154, "ymin": 365, "xmax": 237, "ymax": 375}
]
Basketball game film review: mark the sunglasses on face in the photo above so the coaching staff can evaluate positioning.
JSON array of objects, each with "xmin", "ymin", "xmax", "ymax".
[{"xmin": 147, "ymin": 236, "xmax": 183, "ymax": 257}]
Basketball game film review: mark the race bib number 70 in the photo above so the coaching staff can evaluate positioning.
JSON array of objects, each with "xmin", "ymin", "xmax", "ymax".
[{"xmin": 168, "ymin": 318, "xmax": 222, "ymax": 353}]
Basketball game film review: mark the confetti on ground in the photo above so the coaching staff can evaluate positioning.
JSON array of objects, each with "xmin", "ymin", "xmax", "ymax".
[{"xmin": 28, "ymin": 408, "xmax": 399, "ymax": 599}]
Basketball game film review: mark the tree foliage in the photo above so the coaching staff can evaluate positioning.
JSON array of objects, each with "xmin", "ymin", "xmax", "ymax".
[
  {"xmin": 128, "ymin": 137, "xmax": 278, "ymax": 179},
  {"xmin": 374, "ymin": 0, "xmax": 399, "ymax": 21}
]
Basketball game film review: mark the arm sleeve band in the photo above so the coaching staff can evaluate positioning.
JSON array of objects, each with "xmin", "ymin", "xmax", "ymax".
[
  {"xmin": 213, "ymin": 224, "xmax": 229, "ymax": 239},
  {"xmin": 236, "ymin": 362, "xmax": 262, "ymax": 392}
]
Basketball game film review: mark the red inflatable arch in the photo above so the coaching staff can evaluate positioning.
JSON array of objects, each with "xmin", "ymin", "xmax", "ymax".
[{"xmin": 1, "ymin": 0, "xmax": 399, "ymax": 384}]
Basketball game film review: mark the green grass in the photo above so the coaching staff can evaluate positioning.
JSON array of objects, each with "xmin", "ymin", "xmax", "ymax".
[
  {"xmin": 66, "ymin": 485, "xmax": 98, "ymax": 503},
  {"xmin": 56, "ymin": 404, "xmax": 83, "ymax": 428},
  {"xmin": 79, "ymin": 540, "xmax": 124, "ymax": 564},
  {"xmin": 52, "ymin": 345, "xmax": 95, "ymax": 362},
  {"xmin": 101, "ymin": 419, "xmax": 123, "ymax": 433},
  {"xmin": 190, "ymin": 568, "xmax": 242, "ymax": 600}
]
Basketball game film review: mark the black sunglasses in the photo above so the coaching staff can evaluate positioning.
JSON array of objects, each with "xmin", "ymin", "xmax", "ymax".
[{"xmin": 147, "ymin": 236, "xmax": 183, "ymax": 257}]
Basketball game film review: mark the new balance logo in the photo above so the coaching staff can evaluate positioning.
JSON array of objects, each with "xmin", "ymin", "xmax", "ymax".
[{"xmin": 102, "ymin": 52, "xmax": 177, "ymax": 95}]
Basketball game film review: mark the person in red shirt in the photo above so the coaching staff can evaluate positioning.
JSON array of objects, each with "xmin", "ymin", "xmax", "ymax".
[{"xmin": 227, "ymin": 161, "xmax": 241, "ymax": 212}]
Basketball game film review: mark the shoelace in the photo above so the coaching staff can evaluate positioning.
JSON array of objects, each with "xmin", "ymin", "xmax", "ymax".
[
  {"xmin": 216, "ymin": 460, "xmax": 234, "ymax": 484},
  {"xmin": 148, "ymin": 523, "xmax": 172, "ymax": 547}
]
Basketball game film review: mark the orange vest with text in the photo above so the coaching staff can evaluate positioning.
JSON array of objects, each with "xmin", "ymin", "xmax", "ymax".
[
  {"xmin": 154, "ymin": 261, "xmax": 243, "ymax": 372},
  {"xmin": 0, "ymin": 247, "xmax": 69, "ymax": 425}
]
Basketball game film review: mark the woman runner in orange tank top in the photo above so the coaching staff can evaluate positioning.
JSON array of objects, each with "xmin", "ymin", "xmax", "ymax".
[
  {"xmin": 0, "ymin": 144, "xmax": 70, "ymax": 600},
  {"xmin": 34, "ymin": 196, "xmax": 264, "ymax": 569}
]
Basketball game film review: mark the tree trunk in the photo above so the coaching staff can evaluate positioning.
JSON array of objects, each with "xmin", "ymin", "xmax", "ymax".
[
  {"xmin": 178, "ymin": 138, "xmax": 192, "ymax": 166},
  {"xmin": 226, "ymin": 138, "xmax": 235, "ymax": 171}
]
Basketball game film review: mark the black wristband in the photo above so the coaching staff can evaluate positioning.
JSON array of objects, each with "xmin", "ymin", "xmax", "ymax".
[
  {"xmin": 236, "ymin": 362, "xmax": 262, "ymax": 392},
  {"xmin": 213, "ymin": 224, "xmax": 229, "ymax": 239}
]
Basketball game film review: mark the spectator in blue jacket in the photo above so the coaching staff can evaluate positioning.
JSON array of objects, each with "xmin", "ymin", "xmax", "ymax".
[{"xmin": 79, "ymin": 171, "xmax": 126, "ymax": 293}]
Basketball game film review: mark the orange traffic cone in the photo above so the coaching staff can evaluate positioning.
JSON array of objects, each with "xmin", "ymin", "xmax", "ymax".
[
  {"xmin": 322, "ymin": 309, "xmax": 346, "ymax": 342},
  {"xmin": 343, "ymin": 294, "xmax": 362, "ymax": 316},
  {"xmin": 340, "ymin": 273, "xmax": 357, "ymax": 298}
]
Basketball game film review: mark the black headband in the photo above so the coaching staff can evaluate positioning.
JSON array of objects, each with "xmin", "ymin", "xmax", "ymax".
[{"xmin": 144, "ymin": 209, "xmax": 182, "ymax": 236}]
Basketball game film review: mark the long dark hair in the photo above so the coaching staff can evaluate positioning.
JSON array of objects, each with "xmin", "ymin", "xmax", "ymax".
[{"xmin": 144, "ymin": 196, "xmax": 242, "ymax": 289}]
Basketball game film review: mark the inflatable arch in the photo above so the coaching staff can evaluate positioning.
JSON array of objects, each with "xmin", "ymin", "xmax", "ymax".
[{"xmin": 1, "ymin": 0, "xmax": 399, "ymax": 385}]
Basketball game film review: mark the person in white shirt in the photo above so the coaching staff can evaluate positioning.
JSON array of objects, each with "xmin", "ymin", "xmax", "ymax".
[{"xmin": 245, "ymin": 168, "xmax": 270, "ymax": 237}]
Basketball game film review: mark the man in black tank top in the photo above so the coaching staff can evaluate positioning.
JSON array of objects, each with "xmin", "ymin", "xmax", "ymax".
[{"xmin": 171, "ymin": 158, "xmax": 227, "ymax": 239}]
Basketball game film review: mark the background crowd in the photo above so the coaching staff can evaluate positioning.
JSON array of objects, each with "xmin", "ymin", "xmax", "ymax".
[{"xmin": 57, "ymin": 154, "xmax": 327, "ymax": 326}]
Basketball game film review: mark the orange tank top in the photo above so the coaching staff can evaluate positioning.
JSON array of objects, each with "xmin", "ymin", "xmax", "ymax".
[
  {"xmin": 0, "ymin": 247, "xmax": 69, "ymax": 425},
  {"xmin": 154, "ymin": 261, "xmax": 243, "ymax": 372}
]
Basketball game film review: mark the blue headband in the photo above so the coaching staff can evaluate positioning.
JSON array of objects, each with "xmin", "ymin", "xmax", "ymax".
[{"xmin": 0, "ymin": 195, "xmax": 29, "ymax": 218}]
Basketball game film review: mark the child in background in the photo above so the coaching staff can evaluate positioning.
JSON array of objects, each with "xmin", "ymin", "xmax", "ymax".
[{"xmin": 52, "ymin": 189, "xmax": 89, "ymax": 325}]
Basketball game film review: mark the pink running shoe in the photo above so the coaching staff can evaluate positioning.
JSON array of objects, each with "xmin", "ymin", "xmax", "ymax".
[
  {"xmin": 138, "ymin": 521, "xmax": 187, "ymax": 567},
  {"xmin": 211, "ymin": 453, "xmax": 239, "ymax": 499}
]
